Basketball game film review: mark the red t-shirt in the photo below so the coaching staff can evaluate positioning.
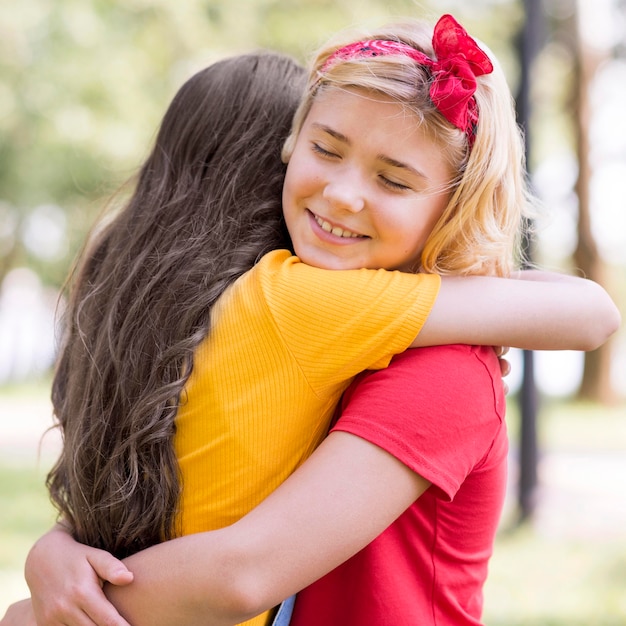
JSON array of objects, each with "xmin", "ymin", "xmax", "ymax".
[{"xmin": 289, "ymin": 345, "xmax": 508, "ymax": 626}]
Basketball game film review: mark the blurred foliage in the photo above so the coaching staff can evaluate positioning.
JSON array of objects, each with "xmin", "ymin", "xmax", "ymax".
[{"xmin": 0, "ymin": 0, "xmax": 524, "ymax": 288}]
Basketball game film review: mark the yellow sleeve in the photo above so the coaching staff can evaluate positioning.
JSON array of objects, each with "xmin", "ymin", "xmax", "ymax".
[{"xmin": 257, "ymin": 250, "xmax": 441, "ymax": 390}]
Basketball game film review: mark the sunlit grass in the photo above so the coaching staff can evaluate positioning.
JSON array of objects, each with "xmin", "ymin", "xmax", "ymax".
[
  {"xmin": 484, "ymin": 524, "xmax": 626, "ymax": 625},
  {"xmin": 0, "ymin": 463, "xmax": 56, "ymax": 613},
  {"xmin": 0, "ymin": 465, "xmax": 55, "ymax": 567},
  {"xmin": 483, "ymin": 396, "xmax": 626, "ymax": 625}
]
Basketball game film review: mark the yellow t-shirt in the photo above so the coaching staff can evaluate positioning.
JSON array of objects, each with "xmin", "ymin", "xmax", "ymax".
[{"xmin": 174, "ymin": 250, "xmax": 440, "ymax": 625}]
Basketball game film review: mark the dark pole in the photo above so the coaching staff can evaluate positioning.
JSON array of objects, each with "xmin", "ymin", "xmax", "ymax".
[{"xmin": 515, "ymin": 0, "xmax": 543, "ymax": 524}]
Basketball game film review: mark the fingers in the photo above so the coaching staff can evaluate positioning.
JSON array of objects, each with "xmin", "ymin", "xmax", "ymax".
[
  {"xmin": 491, "ymin": 345, "xmax": 511, "ymax": 395},
  {"xmin": 32, "ymin": 590, "xmax": 132, "ymax": 626},
  {"xmin": 26, "ymin": 545, "xmax": 133, "ymax": 626},
  {"xmin": 82, "ymin": 594, "xmax": 134, "ymax": 626},
  {"xmin": 86, "ymin": 552, "xmax": 134, "ymax": 586},
  {"xmin": 499, "ymin": 357, "xmax": 511, "ymax": 378}
]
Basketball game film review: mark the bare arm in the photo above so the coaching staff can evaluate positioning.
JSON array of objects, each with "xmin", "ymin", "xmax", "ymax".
[
  {"xmin": 411, "ymin": 271, "xmax": 621, "ymax": 351},
  {"xmin": 0, "ymin": 600, "xmax": 37, "ymax": 626},
  {"xmin": 106, "ymin": 432, "xmax": 428, "ymax": 626},
  {"xmin": 20, "ymin": 433, "xmax": 425, "ymax": 626}
]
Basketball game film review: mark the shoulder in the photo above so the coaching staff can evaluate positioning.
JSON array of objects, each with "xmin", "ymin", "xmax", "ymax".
[
  {"xmin": 343, "ymin": 345, "xmax": 504, "ymax": 418},
  {"xmin": 334, "ymin": 344, "xmax": 506, "ymax": 490},
  {"xmin": 254, "ymin": 251, "xmax": 439, "ymax": 292},
  {"xmin": 377, "ymin": 345, "xmax": 500, "ymax": 385}
]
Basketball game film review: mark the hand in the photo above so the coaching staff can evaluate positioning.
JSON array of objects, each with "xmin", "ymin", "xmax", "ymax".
[
  {"xmin": 493, "ymin": 345, "xmax": 511, "ymax": 395},
  {"xmin": 1, "ymin": 598, "xmax": 37, "ymax": 626},
  {"xmin": 25, "ymin": 527, "xmax": 133, "ymax": 626}
]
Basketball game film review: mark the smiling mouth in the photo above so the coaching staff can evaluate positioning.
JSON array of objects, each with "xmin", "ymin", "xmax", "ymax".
[{"xmin": 313, "ymin": 213, "xmax": 365, "ymax": 239}]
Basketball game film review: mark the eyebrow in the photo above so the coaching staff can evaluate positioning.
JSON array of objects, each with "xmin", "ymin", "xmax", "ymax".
[
  {"xmin": 312, "ymin": 123, "xmax": 350, "ymax": 144},
  {"xmin": 312, "ymin": 122, "xmax": 429, "ymax": 181},
  {"xmin": 377, "ymin": 154, "xmax": 428, "ymax": 181}
]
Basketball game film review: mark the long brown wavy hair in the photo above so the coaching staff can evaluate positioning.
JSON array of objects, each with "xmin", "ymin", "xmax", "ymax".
[{"xmin": 47, "ymin": 52, "xmax": 306, "ymax": 558}]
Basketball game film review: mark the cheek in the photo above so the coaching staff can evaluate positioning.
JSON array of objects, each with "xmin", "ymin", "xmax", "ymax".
[
  {"xmin": 281, "ymin": 173, "xmax": 293, "ymax": 216},
  {"xmin": 284, "ymin": 153, "xmax": 314, "ymax": 199},
  {"xmin": 389, "ymin": 207, "xmax": 442, "ymax": 259},
  {"xmin": 393, "ymin": 209, "xmax": 433, "ymax": 243},
  {"xmin": 409, "ymin": 198, "xmax": 448, "ymax": 240},
  {"xmin": 283, "ymin": 160, "xmax": 306, "ymax": 207}
]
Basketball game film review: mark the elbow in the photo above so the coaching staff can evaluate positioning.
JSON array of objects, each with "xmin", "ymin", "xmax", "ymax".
[
  {"xmin": 206, "ymin": 544, "xmax": 278, "ymax": 624},
  {"xmin": 216, "ymin": 578, "xmax": 270, "ymax": 624},
  {"xmin": 580, "ymin": 301, "xmax": 622, "ymax": 352}
]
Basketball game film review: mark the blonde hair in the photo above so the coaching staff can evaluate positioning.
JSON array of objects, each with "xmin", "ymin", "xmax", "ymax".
[{"xmin": 283, "ymin": 19, "xmax": 532, "ymax": 277}]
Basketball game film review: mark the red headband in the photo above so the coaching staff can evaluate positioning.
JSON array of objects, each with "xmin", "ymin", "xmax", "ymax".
[{"xmin": 319, "ymin": 14, "xmax": 493, "ymax": 147}]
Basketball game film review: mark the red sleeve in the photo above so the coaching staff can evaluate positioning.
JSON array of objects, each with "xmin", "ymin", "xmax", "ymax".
[{"xmin": 330, "ymin": 345, "xmax": 506, "ymax": 500}]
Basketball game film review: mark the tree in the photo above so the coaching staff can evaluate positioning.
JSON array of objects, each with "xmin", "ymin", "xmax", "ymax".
[{"xmin": 569, "ymin": 0, "xmax": 619, "ymax": 403}]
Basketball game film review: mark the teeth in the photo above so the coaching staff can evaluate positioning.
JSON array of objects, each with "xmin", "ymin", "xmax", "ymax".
[{"xmin": 315, "ymin": 215, "xmax": 361, "ymax": 238}]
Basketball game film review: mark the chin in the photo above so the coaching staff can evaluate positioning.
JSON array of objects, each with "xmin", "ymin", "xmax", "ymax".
[{"xmin": 297, "ymin": 250, "xmax": 353, "ymax": 271}]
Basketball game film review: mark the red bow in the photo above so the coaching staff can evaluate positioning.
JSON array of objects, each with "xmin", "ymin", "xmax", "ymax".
[
  {"xmin": 319, "ymin": 14, "xmax": 493, "ymax": 145},
  {"xmin": 429, "ymin": 14, "xmax": 493, "ymax": 133}
]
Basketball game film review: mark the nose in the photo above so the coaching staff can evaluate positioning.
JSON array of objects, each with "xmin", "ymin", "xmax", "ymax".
[{"xmin": 322, "ymin": 179, "xmax": 366, "ymax": 213}]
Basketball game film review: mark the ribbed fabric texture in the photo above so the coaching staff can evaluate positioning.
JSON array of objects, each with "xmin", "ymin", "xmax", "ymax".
[{"xmin": 173, "ymin": 250, "xmax": 440, "ymax": 626}]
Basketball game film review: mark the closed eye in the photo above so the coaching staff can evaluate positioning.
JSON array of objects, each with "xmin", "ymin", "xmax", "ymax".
[
  {"xmin": 379, "ymin": 175, "xmax": 411, "ymax": 191},
  {"xmin": 311, "ymin": 142, "xmax": 340, "ymax": 159}
]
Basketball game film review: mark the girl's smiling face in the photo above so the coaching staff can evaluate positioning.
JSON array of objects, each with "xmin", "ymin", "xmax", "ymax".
[{"xmin": 282, "ymin": 87, "xmax": 454, "ymax": 272}]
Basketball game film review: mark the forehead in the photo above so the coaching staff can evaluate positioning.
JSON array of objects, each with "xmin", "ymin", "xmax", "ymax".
[
  {"xmin": 305, "ymin": 86, "xmax": 432, "ymax": 143},
  {"xmin": 302, "ymin": 86, "xmax": 452, "ymax": 177}
]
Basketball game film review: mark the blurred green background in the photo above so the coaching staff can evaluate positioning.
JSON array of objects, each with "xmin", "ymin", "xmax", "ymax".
[{"xmin": 1, "ymin": 0, "xmax": 625, "ymax": 623}]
